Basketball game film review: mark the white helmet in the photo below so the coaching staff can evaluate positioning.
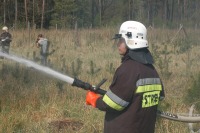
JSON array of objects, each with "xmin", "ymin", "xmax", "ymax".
[
  {"xmin": 115, "ymin": 21, "xmax": 148, "ymax": 50},
  {"xmin": 2, "ymin": 26, "xmax": 8, "ymax": 31}
]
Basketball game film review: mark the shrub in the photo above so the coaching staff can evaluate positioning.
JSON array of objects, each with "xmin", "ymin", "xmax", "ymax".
[{"xmin": 185, "ymin": 73, "xmax": 200, "ymax": 110}]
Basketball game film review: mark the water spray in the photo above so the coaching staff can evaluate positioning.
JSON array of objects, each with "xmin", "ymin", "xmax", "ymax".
[
  {"xmin": 0, "ymin": 52, "xmax": 106, "ymax": 94},
  {"xmin": 1, "ymin": 52, "xmax": 200, "ymax": 123},
  {"xmin": 0, "ymin": 52, "xmax": 74, "ymax": 84}
]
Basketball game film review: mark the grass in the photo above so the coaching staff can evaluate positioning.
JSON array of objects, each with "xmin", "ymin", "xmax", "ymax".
[{"xmin": 0, "ymin": 27, "xmax": 199, "ymax": 132}]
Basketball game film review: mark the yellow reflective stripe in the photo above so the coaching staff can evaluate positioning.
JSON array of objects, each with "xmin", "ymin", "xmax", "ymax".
[
  {"xmin": 106, "ymin": 90, "xmax": 129, "ymax": 107},
  {"xmin": 136, "ymin": 84, "xmax": 162, "ymax": 93},
  {"xmin": 103, "ymin": 95, "xmax": 125, "ymax": 111},
  {"xmin": 142, "ymin": 91, "xmax": 160, "ymax": 108}
]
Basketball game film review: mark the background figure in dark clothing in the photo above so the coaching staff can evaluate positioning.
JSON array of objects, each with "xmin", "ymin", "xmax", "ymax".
[
  {"xmin": 36, "ymin": 34, "xmax": 48, "ymax": 66},
  {"xmin": 0, "ymin": 26, "xmax": 12, "ymax": 54},
  {"xmin": 85, "ymin": 21, "xmax": 165, "ymax": 133}
]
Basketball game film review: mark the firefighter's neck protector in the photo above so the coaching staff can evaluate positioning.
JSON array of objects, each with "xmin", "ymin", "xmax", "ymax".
[{"xmin": 128, "ymin": 48, "xmax": 154, "ymax": 64}]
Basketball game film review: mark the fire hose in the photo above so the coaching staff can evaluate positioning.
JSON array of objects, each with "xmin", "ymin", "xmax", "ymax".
[{"xmin": 0, "ymin": 51, "xmax": 200, "ymax": 123}]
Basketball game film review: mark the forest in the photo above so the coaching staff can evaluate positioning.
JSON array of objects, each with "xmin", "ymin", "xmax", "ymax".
[
  {"xmin": 1, "ymin": 0, "xmax": 200, "ymax": 29},
  {"xmin": 0, "ymin": 0, "xmax": 200, "ymax": 133}
]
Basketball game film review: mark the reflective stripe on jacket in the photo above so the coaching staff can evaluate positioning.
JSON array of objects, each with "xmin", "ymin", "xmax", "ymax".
[
  {"xmin": 103, "ymin": 78, "xmax": 162, "ymax": 110},
  {"xmin": 96, "ymin": 55, "xmax": 165, "ymax": 133}
]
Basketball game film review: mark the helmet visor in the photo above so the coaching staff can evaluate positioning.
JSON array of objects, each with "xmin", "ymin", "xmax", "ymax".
[
  {"xmin": 113, "ymin": 37, "xmax": 126, "ymax": 48},
  {"xmin": 112, "ymin": 34, "xmax": 122, "ymax": 40}
]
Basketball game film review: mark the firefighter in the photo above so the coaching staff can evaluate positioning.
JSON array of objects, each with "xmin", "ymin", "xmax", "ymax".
[
  {"xmin": 85, "ymin": 21, "xmax": 165, "ymax": 133},
  {"xmin": 36, "ymin": 34, "xmax": 48, "ymax": 66},
  {"xmin": 0, "ymin": 26, "xmax": 12, "ymax": 54}
]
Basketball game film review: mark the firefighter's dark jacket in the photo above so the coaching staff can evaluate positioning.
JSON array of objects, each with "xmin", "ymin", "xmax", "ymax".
[
  {"xmin": 96, "ymin": 51, "xmax": 165, "ymax": 133},
  {"xmin": 0, "ymin": 32, "xmax": 12, "ymax": 45}
]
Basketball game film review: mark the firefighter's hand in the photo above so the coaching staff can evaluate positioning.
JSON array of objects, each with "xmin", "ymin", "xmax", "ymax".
[{"xmin": 86, "ymin": 91, "xmax": 100, "ymax": 108}]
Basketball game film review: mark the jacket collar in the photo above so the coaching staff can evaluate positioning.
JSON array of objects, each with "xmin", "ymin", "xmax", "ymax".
[{"xmin": 121, "ymin": 48, "xmax": 154, "ymax": 64}]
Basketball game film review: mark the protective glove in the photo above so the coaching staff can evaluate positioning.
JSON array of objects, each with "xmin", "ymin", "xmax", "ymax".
[{"xmin": 86, "ymin": 91, "xmax": 100, "ymax": 108}]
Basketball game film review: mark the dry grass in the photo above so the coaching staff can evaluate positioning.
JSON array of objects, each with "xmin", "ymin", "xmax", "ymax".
[{"xmin": 0, "ymin": 27, "xmax": 199, "ymax": 132}]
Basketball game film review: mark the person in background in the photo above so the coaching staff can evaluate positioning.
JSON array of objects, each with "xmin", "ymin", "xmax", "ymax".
[
  {"xmin": 85, "ymin": 21, "xmax": 165, "ymax": 133},
  {"xmin": 36, "ymin": 34, "xmax": 48, "ymax": 65},
  {"xmin": 0, "ymin": 26, "xmax": 12, "ymax": 54}
]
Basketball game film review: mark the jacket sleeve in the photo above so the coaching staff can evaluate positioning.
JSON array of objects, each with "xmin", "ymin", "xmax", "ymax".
[{"xmin": 96, "ymin": 61, "xmax": 138, "ymax": 112}]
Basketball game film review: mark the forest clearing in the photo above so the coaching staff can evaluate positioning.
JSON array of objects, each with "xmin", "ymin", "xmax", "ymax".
[{"xmin": 0, "ymin": 27, "xmax": 200, "ymax": 133}]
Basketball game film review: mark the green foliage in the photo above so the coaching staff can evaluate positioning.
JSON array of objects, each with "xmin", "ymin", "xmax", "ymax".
[
  {"xmin": 106, "ymin": 63, "xmax": 115, "ymax": 74},
  {"xmin": 61, "ymin": 58, "xmax": 69, "ymax": 74},
  {"xmin": 175, "ymin": 38, "xmax": 192, "ymax": 54},
  {"xmin": 71, "ymin": 58, "xmax": 82, "ymax": 77},
  {"xmin": 73, "ymin": 30, "xmax": 81, "ymax": 48},
  {"xmin": 151, "ymin": 43, "xmax": 160, "ymax": 62},
  {"xmin": 56, "ymin": 81, "xmax": 64, "ymax": 92},
  {"xmin": 175, "ymin": 37, "xmax": 195, "ymax": 75},
  {"xmin": 152, "ymin": 43, "xmax": 172, "ymax": 79},
  {"xmin": 158, "ymin": 101, "xmax": 171, "ymax": 113},
  {"xmin": 0, "ymin": 100, "xmax": 1, "ymax": 112},
  {"xmin": 159, "ymin": 44, "xmax": 172, "ymax": 79},
  {"xmin": 2, "ymin": 0, "xmax": 200, "ymax": 29},
  {"xmin": 50, "ymin": 0, "xmax": 78, "ymax": 28},
  {"xmin": 23, "ymin": 68, "xmax": 31, "ymax": 83},
  {"xmin": 0, "ymin": 63, "xmax": 5, "ymax": 80},
  {"xmin": 185, "ymin": 73, "xmax": 200, "ymax": 111},
  {"xmin": 157, "ymin": 59, "xmax": 172, "ymax": 79},
  {"xmin": 13, "ymin": 121, "xmax": 25, "ymax": 133},
  {"xmin": 87, "ymin": 60, "xmax": 101, "ymax": 76}
]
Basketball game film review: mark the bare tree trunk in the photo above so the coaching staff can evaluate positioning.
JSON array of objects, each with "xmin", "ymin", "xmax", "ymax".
[
  {"xmin": 99, "ymin": 0, "xmax": 101, "ymax": 26},
  {"xmin": 3, "ymin": 0, "xmax": 6, "ymax": 24},
  {"xmin": 184, "ymin": 0, "xmax": 187, "ymax": 19},
  {"xmin": 132, "ymin": 0, "xmax": 134, "ymax": 19},
  {"xmin": 171, "ymin": 0, "xmax": 174, "ymax": 22},
  {"xmin": 24, "ymin": 0, "xmax": 28, "ymax": 28},
  {"xmin": 41, "ymin": 0, "xmax": 45, "ymax": 29},
  {"xmin": 147, "ymin": 0, "xmax": 150, "ymax": 24},
  {"xmin": 147, "ymin": 0, "xmax": 153, "ymax": 25},
  {"xmin": 32, "ymin": 0, "xmax": 35, "ymax": 28},
  {"xmin": 15, "ymin": 0, "xmax": 18, "ymax": 29},
  {"xmin": 164, "ymin": 0, "xmax": 167, "ymax": 21},
  {"xmin": 128, "ymin": 0, "xmax": 131, "ymax": 20},
  {"xmin": 91, "ymin": 0, "xmax": 95, "ymax": 27}
]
